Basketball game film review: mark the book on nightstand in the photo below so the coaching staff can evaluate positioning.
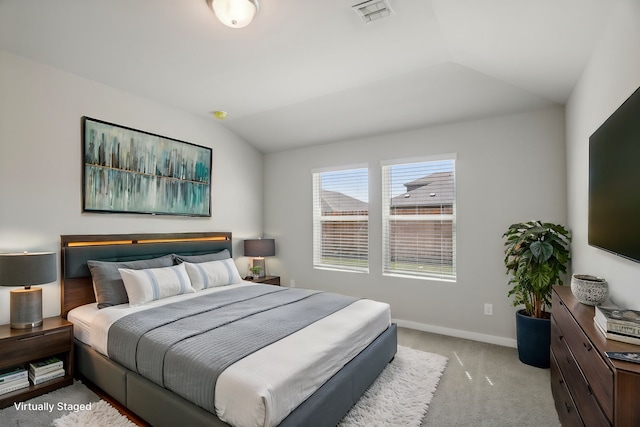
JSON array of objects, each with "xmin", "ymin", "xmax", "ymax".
[
  {"xmin": 29, "ymin": 367, "xmax": 65, "ymax": 386},
  {"xmin": 0, "ymin": 377, "xmax": 30, "ymax": 395},
  {"xmin": 0, "ymin": 366, "xmax": 28, "ymax": 385},
  {"xmin": 29, "ymin": 357, "xmax": 63, "ymax": 377}
]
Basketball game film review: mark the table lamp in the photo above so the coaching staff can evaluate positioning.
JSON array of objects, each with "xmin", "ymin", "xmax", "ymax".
[
  {"xmin": 0, "ymin": 252, "xmax": 56, "ymax": 329},
  {"xmin": 243, "ymin": 239, "xmax": 275, "ymax": 278}
]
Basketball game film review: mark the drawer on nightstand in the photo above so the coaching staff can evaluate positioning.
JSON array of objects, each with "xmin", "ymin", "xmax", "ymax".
[{"xmin": 0, "ymin": 327, "xmax": 72, "ymax": 366}]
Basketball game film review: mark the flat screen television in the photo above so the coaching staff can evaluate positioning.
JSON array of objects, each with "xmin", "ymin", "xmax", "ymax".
[{"xmin": 588, "ymin": 85, "xmax": 640, "ymax": 262}]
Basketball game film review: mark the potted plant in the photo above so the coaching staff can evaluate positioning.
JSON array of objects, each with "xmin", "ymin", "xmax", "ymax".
[
  {"xmin": 249, "ymin": 266, "xmax": 263, "ymax": 279},
  {"xmin": 503, "ymin": 220, "xmax": 571, "ymax": 368}
]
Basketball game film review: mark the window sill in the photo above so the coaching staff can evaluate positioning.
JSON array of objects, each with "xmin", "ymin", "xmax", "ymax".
[
  {"xmin": 383, "ymin": 272, "xmax": 456, "ymax": 283},
  {"xmin": 313, "ymin": 266, "xmax": 369, "ymax": 274}
]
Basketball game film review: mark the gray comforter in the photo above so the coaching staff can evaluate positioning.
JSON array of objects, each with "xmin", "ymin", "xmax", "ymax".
[{"xmin": 107, "ymin": 285, "xmax": 358, "ymax": 412}]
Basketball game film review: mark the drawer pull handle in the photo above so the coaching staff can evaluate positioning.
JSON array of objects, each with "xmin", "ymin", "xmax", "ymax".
[
  {"xmin": 565, "ymin": 402, "xmax": 571, "ymax": 413},
  {"xmin": 587, "ymin": 384, "xmax": 593, "ymax": 395},
  {"xmin": 19, "ymin": 334, "xmax": 45, "ymax": 341},
  {"xmin": 17, "ymin": 329, "xmax": 65, "ymax": 341},
  {"xmin": 583, "ymin": 342, "xmax": 593, "ymax": 351}
]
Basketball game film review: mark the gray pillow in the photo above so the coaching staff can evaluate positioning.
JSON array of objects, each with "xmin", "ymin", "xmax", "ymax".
[
  {"xmin": 172, "ymin": 249, "xmax": 231, "ymax": 264},
  {"xmin": 87, "ymin": 255, "xmax": 174, "ymax": 308}
]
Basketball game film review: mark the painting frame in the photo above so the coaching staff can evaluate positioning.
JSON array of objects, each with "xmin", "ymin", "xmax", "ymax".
[{"xmin": 82, "ymin": 116, "xmax": 212, "ymax": 217}]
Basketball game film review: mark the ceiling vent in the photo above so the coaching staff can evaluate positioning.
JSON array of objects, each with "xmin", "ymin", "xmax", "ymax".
[{"xmin": 352, "ymin": 0, "xmax": 394, "ymax": 23}]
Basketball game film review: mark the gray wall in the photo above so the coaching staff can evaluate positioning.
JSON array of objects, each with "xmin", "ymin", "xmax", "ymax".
[
  {"xmin": 0, "ymin": 50, "xmax": 264, "ymax": 324},
  {"xmin": 566, "ymin": 0, "xmax": 640, "ymax": 310},
  {"xmin": 264, "ymin": 107, "xmax": 567, "ymax": 345}
]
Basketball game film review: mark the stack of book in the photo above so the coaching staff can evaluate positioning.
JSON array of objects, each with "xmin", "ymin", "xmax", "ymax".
[
  {"xmin": 594, "ymin": 305, "xmax": 640, "ymax": 345},
  {"xmin": 28, "ymin": 357, "xmax": 65, "ymax": 385},
  {"xmin": 0, "ymin": 366, "xmax": 29, "ymax": 395}
]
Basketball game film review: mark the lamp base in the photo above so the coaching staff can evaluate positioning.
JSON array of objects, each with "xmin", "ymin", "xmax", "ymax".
[{"xmin": 10, "ymin": 287, "xmax": 43, "ymax": 329}]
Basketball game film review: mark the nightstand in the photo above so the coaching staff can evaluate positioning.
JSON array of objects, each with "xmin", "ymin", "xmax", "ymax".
[
  {"xmin": 252, "ymin": 275, "xmax": 281, "ymax": 286},
  {"xmin": 0, "ymin": 317, "xmax": 74, "ymax": 408}
]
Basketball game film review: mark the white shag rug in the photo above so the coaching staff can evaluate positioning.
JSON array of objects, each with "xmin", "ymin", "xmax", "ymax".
[
  {"xmin": 339, "ymin": 345, "xmax": 448, "ymax": 427},
  {"xmin": 45, "ymin": 346, "xmax": 447, "ymax": 427},
  {"xmin": 53, "ymin": 400, "xmax": 136, "ymax": 427}
]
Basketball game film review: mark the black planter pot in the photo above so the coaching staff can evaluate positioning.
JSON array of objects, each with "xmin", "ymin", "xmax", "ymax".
[{"xmin": 515, "ymin": 309, "xmax": 551, "ymax": 368}]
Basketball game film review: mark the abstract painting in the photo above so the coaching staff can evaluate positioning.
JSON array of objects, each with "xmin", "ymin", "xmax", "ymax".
[{"xmin": 82, "ymin": 117, "xmax": 212, "ymax": 217}]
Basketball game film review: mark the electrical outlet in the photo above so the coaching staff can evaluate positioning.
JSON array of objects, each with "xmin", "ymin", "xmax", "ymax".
[
  {"xmin": 289, "ymin": 279, "xmax": 296, "ymax": 288},
  {"xmin": 484, "ymin": 303, "xmax": 493, "ymax": 315}
]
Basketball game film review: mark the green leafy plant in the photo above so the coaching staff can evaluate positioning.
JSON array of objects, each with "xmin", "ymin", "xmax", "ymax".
[
  {"xmin": 249, "ymin": 266, "xmax": 263, "ymax": 276},
  {"xmin": 503, "ymin": 220, "xmax": 571, "ymax": 319}
]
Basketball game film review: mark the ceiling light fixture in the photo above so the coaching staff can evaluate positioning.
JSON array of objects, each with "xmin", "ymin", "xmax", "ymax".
[{"xmin": 207, "ymin": 0, "xmax": 260, "ymax": 29}]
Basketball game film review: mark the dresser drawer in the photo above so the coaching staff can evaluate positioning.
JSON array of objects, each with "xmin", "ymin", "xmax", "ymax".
[
  {"xmin": 551, "ymin": 350, "xmax": 584, "ymax": 427},
  {"xmin": 553, "ymin": 298, "xmax": 614, "ymax": 421},
  {"xmin": 552, "ymin": 318, "xmax": 611, "ymax": 426}
]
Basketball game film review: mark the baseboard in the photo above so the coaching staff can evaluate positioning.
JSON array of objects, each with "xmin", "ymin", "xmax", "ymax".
[{"xmin": 393, "ymin": 318, "xmax": 517, "ymax": 348}]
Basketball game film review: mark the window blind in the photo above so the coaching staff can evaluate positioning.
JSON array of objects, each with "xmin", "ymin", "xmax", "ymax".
[
  {"xmin": 381, "ymin": 157, "xmax": 456, "ymax": 280},
  {"xmin": 312, "ymin": 167, "xmax": 369, "ymax": 273}
]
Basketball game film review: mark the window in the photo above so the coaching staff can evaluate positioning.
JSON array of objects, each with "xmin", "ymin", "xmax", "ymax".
[
  {"xmin": 382, "ymin": 155, "xmax": 456, "ymax": 280},
  {"xmin": 312, "ymin": 166, "xmax": 369, "ymax": 273}
]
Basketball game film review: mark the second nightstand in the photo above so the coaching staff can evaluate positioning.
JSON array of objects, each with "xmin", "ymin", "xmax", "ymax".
[{"xmin": 251, "ymin": 275, "xmax": 281, "ymax": 286}]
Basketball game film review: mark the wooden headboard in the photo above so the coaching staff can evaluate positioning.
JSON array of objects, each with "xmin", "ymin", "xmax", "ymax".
[{"xmin": 60, "ymin": 232, "xmax": 232, "ymax": 318}]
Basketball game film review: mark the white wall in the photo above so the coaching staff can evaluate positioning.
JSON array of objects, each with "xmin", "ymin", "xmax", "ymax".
[
  {"xmin": 0, "ymin": 50, "xmax": 264, "ymax": 325},
  {"xmin": 566, "ymin": 0, "xmax": 640, "ymax": 310},
  {"xmin": 264, "ymin": 106, "xmax": 567, "ymax": 345}
]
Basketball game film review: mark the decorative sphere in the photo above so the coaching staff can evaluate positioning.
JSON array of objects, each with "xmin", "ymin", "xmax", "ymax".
[{"xmin": 571, "ymin": 274, "xmax": 609, "ymax": 306}]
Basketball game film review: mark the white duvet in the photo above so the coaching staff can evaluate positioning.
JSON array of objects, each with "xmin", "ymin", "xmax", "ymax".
[{"xmin": 68, "ymin": 282, "xmax": 391, "ymax": 427}]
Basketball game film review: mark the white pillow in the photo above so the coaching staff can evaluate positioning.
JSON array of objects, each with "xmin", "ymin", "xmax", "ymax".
[
  {"xmin": 183, "ymin": 258, "xmax": 243, "ymax": 291},
  {"xmin": 119, "ymin": 263, "xmax": 195, "ymax": 307}
]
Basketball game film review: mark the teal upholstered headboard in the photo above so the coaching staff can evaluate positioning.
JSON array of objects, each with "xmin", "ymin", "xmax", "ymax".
[{"xmin": 60, "ymin": 232, "xmax": 232, "ymax": 317}]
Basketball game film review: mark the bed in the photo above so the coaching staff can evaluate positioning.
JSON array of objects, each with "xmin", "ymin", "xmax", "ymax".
[{"xmin": 60, "ymin": 232, "xmax": 397, "ymax": 427}]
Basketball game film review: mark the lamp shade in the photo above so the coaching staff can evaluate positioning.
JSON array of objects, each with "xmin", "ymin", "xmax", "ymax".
[
  {"xmin": 244, "ymin": 239, "xmax": 275, "ymax": 257},
  {"xmin": 0, "ymin": 252, "xmax": 57, "ymax": 287}
]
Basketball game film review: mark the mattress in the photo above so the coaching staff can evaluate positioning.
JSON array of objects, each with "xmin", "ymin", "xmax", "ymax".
[{"xmin": 68, "ymin": 283, "xmax": 391, "ymax": 427}]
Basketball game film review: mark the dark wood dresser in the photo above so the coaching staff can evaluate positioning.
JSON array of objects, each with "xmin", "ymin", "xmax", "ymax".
[{"xmin": 551, "ymin": 286, "xmax": 640, "ymax": 426}]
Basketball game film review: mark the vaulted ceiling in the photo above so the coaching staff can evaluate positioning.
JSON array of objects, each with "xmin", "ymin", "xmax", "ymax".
[{"xmin": 0, "ymin": 0, "xmax": 617, "ymax": 152}]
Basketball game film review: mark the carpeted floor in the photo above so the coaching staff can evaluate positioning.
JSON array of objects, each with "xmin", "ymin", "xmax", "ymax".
[
  {"xmin": 0, "ymin": 345, "xmax": 447, "ymax": 427},
  {"xmin": 0, "ymin": 381, "xmax": 101, "ymax": 427},
  {"xmin": 398, "ymin": 328, "xmax": 561, "ymax": 427}
]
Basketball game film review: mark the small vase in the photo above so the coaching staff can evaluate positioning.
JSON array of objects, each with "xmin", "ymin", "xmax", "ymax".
[{"xmin": 571, "ymin": 274, "xmax": 609, "ymax": 306}]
